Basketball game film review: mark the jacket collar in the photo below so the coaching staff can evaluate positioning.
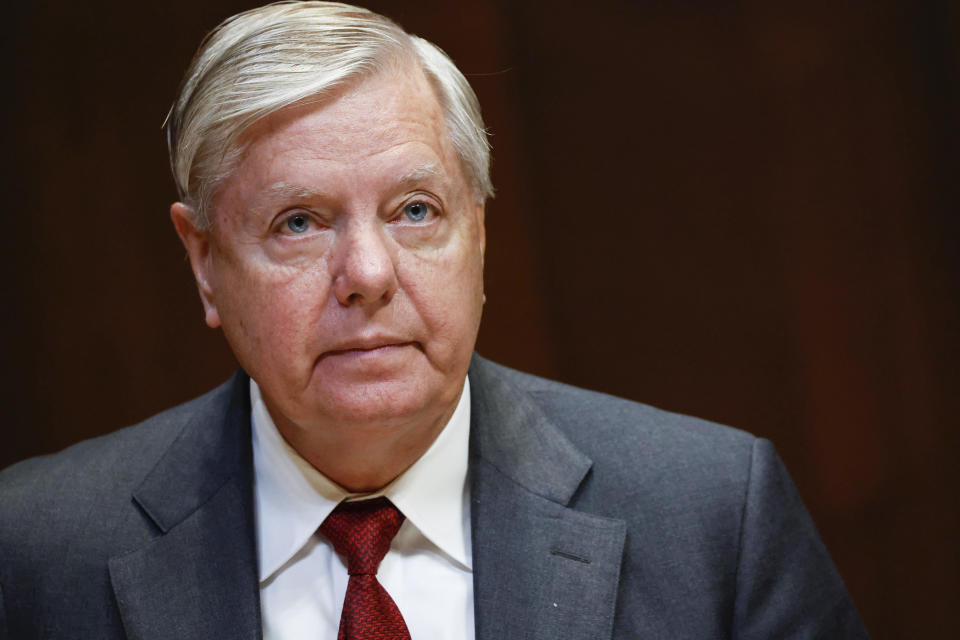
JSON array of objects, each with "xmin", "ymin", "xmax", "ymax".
[
  {"xmin": 109, "ymin": 371, "xmax": 262, "ymax": 640},
  {"xmin": 108, "ymin": 357, "xmax": 627, "ymax": 640},
  {"xmin": 468, "ymin": 354, "xmax": 627, "ymax": 640},
  {"xmin": 468, "ymin": 355, "xmax": 592, "ymax": 505}
]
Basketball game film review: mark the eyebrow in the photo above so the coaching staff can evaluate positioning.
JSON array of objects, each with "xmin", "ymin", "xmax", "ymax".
[
  {"xmin": 255, "ymin": 165, "xmax": 444, "ymax": 206},
  {"xmin": 260, "ymin": 182, "xmax": 331, "ymax": 202},
  {"xmin": 396, "ymin": 164, "xmax": 441, "ymax": 187}
]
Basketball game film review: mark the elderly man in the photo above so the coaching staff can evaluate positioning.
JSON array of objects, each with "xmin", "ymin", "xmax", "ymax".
[{"xmin": 0, "ymin": 2, "xmax": 868, "ymax": 639}]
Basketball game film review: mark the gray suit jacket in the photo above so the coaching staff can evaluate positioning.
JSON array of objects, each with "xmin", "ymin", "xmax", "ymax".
[{"xmin": 0, "ymin": 355, "xmax": 867, "ymax": 638}]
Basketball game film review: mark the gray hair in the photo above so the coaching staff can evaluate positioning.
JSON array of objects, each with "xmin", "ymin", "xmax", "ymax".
[{"xmin": 166, "ymin": 1, "xmax": 493, "ymax": 229}]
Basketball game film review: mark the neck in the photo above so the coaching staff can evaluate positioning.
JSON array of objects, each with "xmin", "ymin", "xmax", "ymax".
[{"xmin": 264, "ymin": 394, "xmax": 461, "ymax": 493}]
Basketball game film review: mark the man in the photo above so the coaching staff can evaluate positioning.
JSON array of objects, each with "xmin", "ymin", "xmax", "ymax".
[{"xmin": 0, "ymin": 2, "xmax": 868, "ymax": 638}]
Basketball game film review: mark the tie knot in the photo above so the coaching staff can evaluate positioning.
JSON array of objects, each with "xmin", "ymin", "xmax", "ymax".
[{"xmin": 320, "ymin": 497, "xmax": 405, "ymax": 576}]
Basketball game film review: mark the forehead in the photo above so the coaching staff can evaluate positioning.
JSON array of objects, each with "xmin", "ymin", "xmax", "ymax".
[{"xmin": 224, "ymin": 64, "xmax": 461, "ymax": 197}]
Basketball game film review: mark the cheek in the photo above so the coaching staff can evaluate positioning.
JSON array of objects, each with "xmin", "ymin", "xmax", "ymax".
[
  {"xmin": 401, "ymin": 234, "xmax": 485, "ymax": 351},
  {"xmin": 213, "ymin": 255, "xmax": 331, "ymax": 372}
]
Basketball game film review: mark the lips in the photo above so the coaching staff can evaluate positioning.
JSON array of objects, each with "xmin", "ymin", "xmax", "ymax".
[{"xmin": 319, "ymin": 337, "xmax": 417, "ymax": 359}]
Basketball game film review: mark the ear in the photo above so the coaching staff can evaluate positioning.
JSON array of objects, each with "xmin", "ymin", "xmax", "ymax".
[
  {"xmin": 170, "ymin": 202, "xmax": 221, "ymax": 328},
  {"xmin": 474, "ymin": 201, "xmax": 487, "ymax": 306},
  {"xmin": 474, "ymin": 201, "xmax": 486, "ymax": 264}
]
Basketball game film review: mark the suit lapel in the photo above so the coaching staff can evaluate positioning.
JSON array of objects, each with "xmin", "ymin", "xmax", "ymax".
[
  {"xmin": 469, "ymin": 356, "xmax": 626, "ymax": 640},
  {"xmin": 107, "ymin": 358, "xmax": 625, "ymax": 639},
  {"xmin": 109, "ymin": 372, "xmax": 261, "ymax": 640}
]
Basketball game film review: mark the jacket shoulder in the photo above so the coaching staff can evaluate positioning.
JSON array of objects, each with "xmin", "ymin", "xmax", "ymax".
[
  {"xmin": 470, "ymin": 356, "xmax": 868, "ymax": 637},
  {"xmin": 472, "ymin": 354, "xmax": 757, "ymax": 469},
  {"xmin": 0, "ymin": 378, "xmax": 236, "ymax": 542},
  {"xmin": 470, "ymin": 354, "xmax": 762, "ymax": 544}
]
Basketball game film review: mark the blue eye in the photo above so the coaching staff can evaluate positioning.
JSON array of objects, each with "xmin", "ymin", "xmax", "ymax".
[
  {"xmin": 403, "ymin": 201, "xmax": 430, "ymax": 222},
  {"xmin": 286, "ymin": 214, "xmax": 310, "ymax": 234}
]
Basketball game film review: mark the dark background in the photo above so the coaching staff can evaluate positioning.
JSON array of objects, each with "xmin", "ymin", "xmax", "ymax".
[{"xmin": 4, "ymin": 1, "xmax": 958, "ymax": 637}]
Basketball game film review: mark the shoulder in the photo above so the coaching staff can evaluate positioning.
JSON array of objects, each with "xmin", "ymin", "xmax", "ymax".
[
  {"xmin": 468, "ymin": 356, "xmax": 867, "ymax": 637},
  {"xmin": 471, "ymin": 354, "xmax": 758, "ymax": 476},
  {"xmin": 0, "ymin": 378, "xmax": 236, "ymax": 548},
  {"xmin": 468, "ymin": 353, "xmax": 771, "ymax": 556},
  {"xmin": 0, "ymin": 376, "xmax": 247, "ymax": 636}
]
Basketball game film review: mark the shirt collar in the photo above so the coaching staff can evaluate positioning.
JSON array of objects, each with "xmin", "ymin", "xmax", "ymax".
[{"xmin": 251, "ymin": 377, "xmax": 472, "ymax": 582}]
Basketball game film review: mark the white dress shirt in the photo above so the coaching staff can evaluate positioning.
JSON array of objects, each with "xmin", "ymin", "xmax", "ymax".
[{"xmin": 251, "ymin": 378, "xmax": 474, "ymax": 640}]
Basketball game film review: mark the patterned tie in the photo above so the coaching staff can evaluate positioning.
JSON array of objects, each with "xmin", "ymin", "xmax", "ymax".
[{"xmin": 320, "ymin": 497, "xmax": 411, "ymax": 640}]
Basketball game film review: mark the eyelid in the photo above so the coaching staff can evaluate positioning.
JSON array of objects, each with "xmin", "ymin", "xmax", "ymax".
[
  {"xmin": 393, "ymin": 194, "xmax": 441, "ymax": 223},
  {"xmin": 273, "ymin": 208, "xmax": 323, "ymax": 235}
]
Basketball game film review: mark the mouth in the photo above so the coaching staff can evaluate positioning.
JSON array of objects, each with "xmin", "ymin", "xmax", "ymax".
[{"xmin": 319, "ymin": 339, "xmax": 418, "ymax": 360}]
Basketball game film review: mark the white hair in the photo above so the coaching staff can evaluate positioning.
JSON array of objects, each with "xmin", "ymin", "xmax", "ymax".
[{"xmin": 166, "ymin": 1, "xmax": 493, "ymax": 228}]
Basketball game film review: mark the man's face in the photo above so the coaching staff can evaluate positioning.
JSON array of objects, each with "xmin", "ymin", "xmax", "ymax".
[{"xmin": 176, "ymin": 64, "xmax": 485, "ymax": 442}]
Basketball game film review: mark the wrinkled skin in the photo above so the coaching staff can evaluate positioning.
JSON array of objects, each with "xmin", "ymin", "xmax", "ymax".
[{"xmin": 172, "ymin": 64, "xmax": 486, "ymax": 491}]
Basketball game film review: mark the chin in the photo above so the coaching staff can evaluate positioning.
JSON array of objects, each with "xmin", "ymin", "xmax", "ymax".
[{"xmin": 306, "ymin": 379, "xmax": 452, "ymax": 429}]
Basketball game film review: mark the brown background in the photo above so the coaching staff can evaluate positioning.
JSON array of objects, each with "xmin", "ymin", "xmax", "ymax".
[{"xmin": 4, "ymin": 1, "xmax": 958, "ymax": 637}]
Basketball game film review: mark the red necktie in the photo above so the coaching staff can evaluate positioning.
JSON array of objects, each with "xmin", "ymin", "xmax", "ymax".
[{"xmin": 320, "ymin": 497, "xmax": 411, "ymax": 640}]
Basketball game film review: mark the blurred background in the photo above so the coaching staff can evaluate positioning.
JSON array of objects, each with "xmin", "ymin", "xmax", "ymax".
[{"xmin": 4, "ymin": 0, "xmax": 958, "ymax": 636}]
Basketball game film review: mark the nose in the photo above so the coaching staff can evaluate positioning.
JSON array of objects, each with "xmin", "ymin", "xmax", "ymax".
[{"xmin": 331, "ymin": 219, "xmax": 399, "ymax": 307}]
